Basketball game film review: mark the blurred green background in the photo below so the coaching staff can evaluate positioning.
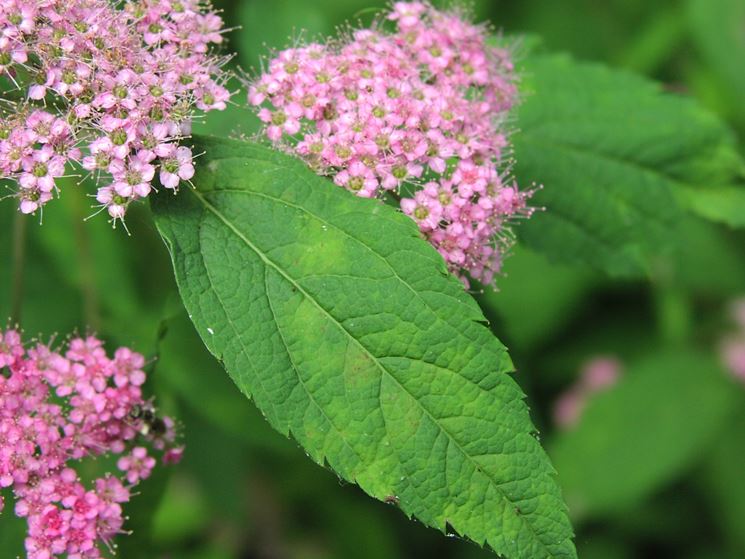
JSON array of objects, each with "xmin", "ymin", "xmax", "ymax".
[{"xmin": 2, "ymin": 0, "xmax": 745, "ymax": 558}]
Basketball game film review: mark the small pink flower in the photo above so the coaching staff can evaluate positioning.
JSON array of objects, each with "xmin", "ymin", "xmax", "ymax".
[
  {"xmin": 19, "ymin": 147, "xmax": 66, "ymax": 193},
  {"xmin": 197, "ymin": 83, "xmax": 231, "ymax": 111},
  {"xmin": 95, "ymin": 186, "xmax": 128, "ymax": 220},
  {"xmin": 159, "ymin": 145, "xmax": 195, "ymax": 189},
  {"xmin": 117, "ymin": 447, "xmax": 156, "ymax": 484},
  {"xmin": 95, "ymin": 476, "xmax": 129, "ymax": 504},
  {"xmin": 163, "ymin": 447, "xmax": 184, "ymax": 465},
  {"xmin": 388, "ymin": 2, "xmax": 428, "ymax": 28},
  {"xmin": 401, "ymin": 186, "xmax": 444, "ymax": 231},
  {"xmin": 109, "ymin": 154, "xmax": 155, "ymax": 198}
]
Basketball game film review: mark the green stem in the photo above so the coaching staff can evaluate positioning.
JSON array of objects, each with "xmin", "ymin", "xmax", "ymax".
[
  {"xmin": 71, "ymin": 189, "xmax": 102, "ymax": 331},
  {"xmin": 652, "ymin": 260, "xmax": 693, "ymax": 346},
  {"xmin": 655, "ymin": 287, "xmax": 692, "ymax": 345},
  {"xmin": 10, "ymin": 210, "xmax": 27, "ymax": 325}
]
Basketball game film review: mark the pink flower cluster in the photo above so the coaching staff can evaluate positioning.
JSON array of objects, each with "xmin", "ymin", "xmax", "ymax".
[
  {"xmin": 0, "ymin": 329, "xmax": 182, "ymax": 559},
  {"xmin": 249, "ymin": 1, "xmax": 529, "ymax": 285},
  {"xmin": 0, "ymin": 0, "xmax": 231, "ymax": 220},
  {"xmin": 720, "ymin": 298, "xmax": 745, "ymax": 384},
  {"xmin": 553, "ymin": 357, "xmax": 623, "ymax": 429}
]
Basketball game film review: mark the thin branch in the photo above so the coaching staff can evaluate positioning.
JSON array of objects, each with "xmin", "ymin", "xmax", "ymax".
[
  {"xmin": 10, "ymin": 210, "xmax": 27, "ymax": 325},
  {"xmin": 71, "ymin": 189, "xmax": 102, "ymax": 331}
]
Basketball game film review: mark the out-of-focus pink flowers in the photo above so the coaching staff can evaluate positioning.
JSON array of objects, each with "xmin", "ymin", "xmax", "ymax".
[
  {"xmin": 0, "ymin": 329, "xmax": 183, "ymax": 559},
  {"xmin": 553, "ymin": 357, "xmax": 623, "ymax": 429},
  {"xmin": 249, "ymin": 1, "xmax": 530, "ymax": 286},
  {"xmin": 732, "ymin": 298, "xmax": 745, "ymax": 332},
  {"xmin": 722, "ymin": 340, "xmax": 745, "ymax": 383},
  {"xmin": 720, "ymin": 297, "xmax": 745, "ymax": 384},
  {"xmin": 0, "ymin": 0, "xmax": 231, "ymax": 221}
]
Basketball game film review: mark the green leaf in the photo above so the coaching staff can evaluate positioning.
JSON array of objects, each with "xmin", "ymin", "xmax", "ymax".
[
  {"xmin": 699, "ymin": 403, "xmax": 745, "ymax": 556},
  {"xmin": 550, "ymin": 350, "xmax": 736, "ymax": 520},
  {"xmin": 687, "ymin": 0, "xmax": 745, "ymax": 127},
  {"xmin": 677, "ymin": 184, "xmax": 745, "ymax": 229},
  {"xmin": 514, "ymin": 53, "xmax": 743, "ymax": 276},
  {"xmin": 152, "ymin": 135, "xmax": 576, "ymax": 559},
  {"xmin": 151, "ymin": 473, "xmax": 212, "ymax": 548},
  {"xmin": 476, "ymin": 247, "xmax": 597, "ymax": 352},
  {"xmin": 190, "ymin": 100, "xmax": 259, "ymax": 139},
  {"xmin": 668, "ymin": 217, "xmax": 745, "ymax": 297},
  {"xmin": 32, "ymin": 183, "xmax": 165, "ymax": 348},
  {"xmin": 236, "ymin": 0, "xmax": 377, "ymax": 68},
  {"xmin": 0, "ymin": 204, "xmax": 85, "ymax": 335},
  {"xmin": 615, "ymin": 3, "xmax": 687, "ymax": 75},
  {"xmin": 157, "ymin": 310, "xmax": 298, "ymax": 456}
]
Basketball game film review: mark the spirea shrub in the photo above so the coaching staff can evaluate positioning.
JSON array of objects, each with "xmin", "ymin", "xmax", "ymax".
[
  {"xmin": 10, "ymin": 0, "xmax": 738, "ymax": 556},
  {"xmin": 249, "ymin": 1, "xmax": 530, "ymax": 286},
  {"xmin": 0, "ymin": 330, "xmax": 182, "ymax": 559},
  {"xmin": 0, "ymin": 0, "xmax": 231, "ymax": 220}
]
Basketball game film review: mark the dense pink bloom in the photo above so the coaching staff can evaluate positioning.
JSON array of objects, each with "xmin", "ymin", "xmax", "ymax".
[
  {"xmin": 0, "ymin": 0, "xmax": 231, "ymax": 221},
  {"xmin": 0, "ymin": 330, "xmax": 181, "ymax": 559},
  {"xmin": 553, "ymin": 357, "xmax": 623, "ymax": 429},
  {"xmin": 249, "ymin": 2, "xmax": 529, "ymax": 286}
]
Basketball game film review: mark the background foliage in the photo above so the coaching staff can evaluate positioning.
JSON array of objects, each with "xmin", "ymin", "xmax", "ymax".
[{"xmin": 2, "ymin": 0, "xmax": 745, "ymax": 558}]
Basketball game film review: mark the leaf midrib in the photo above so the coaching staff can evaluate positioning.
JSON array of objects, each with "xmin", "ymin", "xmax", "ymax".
[
  {"xmin": 190, "ymin": 187, "xmax": 558, "ymax": 556},
  {"xmin": 209, "ymin": 180, "xmax": 511, "ymax": 378},
  {"xmin": 211, "ymin": 178, "xmax": 486, "ymax": 327}
]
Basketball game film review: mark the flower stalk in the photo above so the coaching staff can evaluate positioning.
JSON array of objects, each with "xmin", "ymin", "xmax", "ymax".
[{"xmin": 10, "ymin": 208, "xmax": 26, "ymax": 324}]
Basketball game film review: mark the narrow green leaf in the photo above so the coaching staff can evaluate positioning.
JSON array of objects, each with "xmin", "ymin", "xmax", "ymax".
[
  {"xmin": 152, "ymin": 135, "xmax": 576, "ymax": 559},
  {"xmin": 514, "ymin": 54, "xmax": 743, "ymax": 276},
  {"xmin": 550, "ymin": 350, "xmax": 736, "ymax": 520}
]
